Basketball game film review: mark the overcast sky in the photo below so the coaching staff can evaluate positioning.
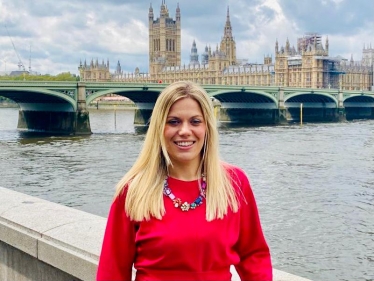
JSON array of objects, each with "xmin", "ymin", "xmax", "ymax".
[{"xmin": 0, "ymin": 0, "xmax": 373, "ymax": 75}]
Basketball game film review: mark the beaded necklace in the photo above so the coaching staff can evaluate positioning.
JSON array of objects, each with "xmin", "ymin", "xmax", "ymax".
[{"xmin": 163, "ymin": 175, "xmax": 207, "ymax": 211}]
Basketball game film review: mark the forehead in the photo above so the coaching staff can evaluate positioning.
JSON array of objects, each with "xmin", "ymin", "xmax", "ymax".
[{"xmin": 167, "ymin": 97, "xmax": 203, "ymax": 115}]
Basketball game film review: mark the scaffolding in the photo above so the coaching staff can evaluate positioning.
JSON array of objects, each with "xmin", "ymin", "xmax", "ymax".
[{"xmin": 297, "ymin": 33, "xmax": 322, "ymax": 54}]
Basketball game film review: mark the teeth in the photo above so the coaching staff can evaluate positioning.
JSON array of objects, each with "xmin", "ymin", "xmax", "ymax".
[{"xmin": 176, "ymin": 141, "xmax": 193, "ymax": 147}]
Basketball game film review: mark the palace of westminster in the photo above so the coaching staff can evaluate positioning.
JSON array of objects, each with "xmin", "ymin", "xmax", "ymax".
[{"xmin": 78, "ymin": 2, "xmax": 374, "ymax": 91}]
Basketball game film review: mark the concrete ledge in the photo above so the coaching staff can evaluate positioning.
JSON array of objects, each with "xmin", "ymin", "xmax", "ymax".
[
  {"xmin": 0, "ymin": 187, "xmax": 313, "ymax": 281},
  {"xmin": 0, "ymin": 187, "xmax": 104, "ymax": 280}
]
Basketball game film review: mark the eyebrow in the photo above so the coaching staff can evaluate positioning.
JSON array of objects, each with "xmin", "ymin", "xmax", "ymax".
[{"xmin": 166, "ymin": 115, "xmax": 204, "ymax": 118}]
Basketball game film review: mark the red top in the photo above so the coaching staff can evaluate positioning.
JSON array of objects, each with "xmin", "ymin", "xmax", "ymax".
[{"xmin": 97, "ymin": 165, "xmax": 272, "ymax": 281}]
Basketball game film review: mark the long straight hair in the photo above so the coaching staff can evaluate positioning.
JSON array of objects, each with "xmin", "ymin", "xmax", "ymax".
[{"xmin": 115, "ymin": 81, "xmax": 239, "ymax": 221}]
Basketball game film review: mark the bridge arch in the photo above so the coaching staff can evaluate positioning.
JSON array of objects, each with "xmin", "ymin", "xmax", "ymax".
[
  {"xmin": 206, "ymin": 90, "xmax": 279, "ymax": 124},
  {"xmin": 0, "ymin": 88, "xmax": 76, "ymax": 111},
  {"xmin": 86, "ymin": 88, "xmax": 161, "ymax": 106},
  {"xmin": 343, "ymin": 94, "xmax": 374, "ymax": 120},
  {"xmin": 209, "ymin": 90, "xmax": 278, "ymax": 108},
  {"xmin": 285, "ymin": 92, "xmax": 338, "ymax": 108},
  {"xmin": 343, "ymin": 94, "xmax": 374, "ymax": 106}
]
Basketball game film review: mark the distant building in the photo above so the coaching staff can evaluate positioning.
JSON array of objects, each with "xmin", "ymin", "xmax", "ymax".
[
  {"xmin": 78, "ymin": 59, "xmax": 111, "ymax": 82},
  {"xmin": 275, "ymin": 33, "xmax": 373, "ymax": 90},
  {"xmin": 9, "ymin": 70, "xmax": 29, "ymax": 77},
  {"xmin": 78, "ymin": 2, "xmax": 373, "ymax": 90}
]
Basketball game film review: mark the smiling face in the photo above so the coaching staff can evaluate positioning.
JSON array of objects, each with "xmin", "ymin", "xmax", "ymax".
[{"xmin": 163, "ymin": 97, "xmax": 207, "ymax": 171}]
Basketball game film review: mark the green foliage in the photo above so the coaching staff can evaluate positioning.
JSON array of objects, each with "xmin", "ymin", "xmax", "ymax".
[{"xmin": 0, "ymin": 72, "xmax": 78, "ymax": 81}]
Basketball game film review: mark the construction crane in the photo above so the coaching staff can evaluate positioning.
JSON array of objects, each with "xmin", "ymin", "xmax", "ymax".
[{"xmin": 5, "ymin": 25, "xmax": 26, "ymax": 71}]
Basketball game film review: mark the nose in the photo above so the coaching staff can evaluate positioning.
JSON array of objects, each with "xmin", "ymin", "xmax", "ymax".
[{"xmin": 178, "ymin": 121, "xmax": 191, "ymax": 136}]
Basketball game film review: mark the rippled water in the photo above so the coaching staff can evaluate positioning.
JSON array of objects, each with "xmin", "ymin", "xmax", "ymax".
[{"xmin": 1, "ymin": 107, "xmax": 373, "ymax": 281}]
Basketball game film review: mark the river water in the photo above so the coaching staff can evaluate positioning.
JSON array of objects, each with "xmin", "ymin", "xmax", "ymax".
[{"xmin": 0, "ymin": 107, "xmax": 373, "ymax": 281}]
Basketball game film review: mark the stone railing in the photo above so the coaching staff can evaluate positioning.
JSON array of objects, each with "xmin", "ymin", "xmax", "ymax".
[{"xmin": 0, "ymin": 187, "xmax": 313, "ymax": 281}]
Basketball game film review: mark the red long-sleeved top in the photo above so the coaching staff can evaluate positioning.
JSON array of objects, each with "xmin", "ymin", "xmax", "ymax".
[{"xmin": 97, "ymin": 165, "xmax": 272, "ymax": 281}]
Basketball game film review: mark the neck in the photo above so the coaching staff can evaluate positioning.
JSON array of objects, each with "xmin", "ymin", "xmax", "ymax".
[{"xmin": 168, "ymin": 163, "xmax": 202, "ymax": 181}]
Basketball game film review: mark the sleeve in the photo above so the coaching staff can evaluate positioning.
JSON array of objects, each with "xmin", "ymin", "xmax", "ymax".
[
  {"xmin": 234, "ymin": 169, "xmax": 273, "ymax": 281},
  {"xmin": 96, "ymin": 192, "xmax": 136, "ymax": 281}
]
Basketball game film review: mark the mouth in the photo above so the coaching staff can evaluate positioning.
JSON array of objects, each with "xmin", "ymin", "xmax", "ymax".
[{"xmin": 175, "ymin": 141, "xmax": 195, "ymax": 147}]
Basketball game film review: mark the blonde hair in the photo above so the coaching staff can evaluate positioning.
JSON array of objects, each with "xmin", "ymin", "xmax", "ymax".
[{"xmin": 115, "ymin": 81, "xmax": 239, "ymax": 221}]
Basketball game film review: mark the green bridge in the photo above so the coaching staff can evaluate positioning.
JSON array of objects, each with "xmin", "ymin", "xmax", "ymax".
[{"xmin": 1, "ymin": 81, "xmax": 373, "ymax": 134}]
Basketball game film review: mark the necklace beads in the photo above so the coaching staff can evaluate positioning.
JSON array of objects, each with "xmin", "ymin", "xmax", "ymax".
[{"xmin": 163, "ymin": 175, "xmax": 207, "ymax": 212}]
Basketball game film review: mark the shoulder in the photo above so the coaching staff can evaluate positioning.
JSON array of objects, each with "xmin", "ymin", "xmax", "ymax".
[
  {"xmin": 222, "ymin": 162, "xmax": 250, "ymax": 184},
  {"xmin": 111, "ymin": 186, "xmax": 129, "ymax": 210},
  {"xmin": 222, "ymin": 162, "xmax": 253, "ymax": 202}
]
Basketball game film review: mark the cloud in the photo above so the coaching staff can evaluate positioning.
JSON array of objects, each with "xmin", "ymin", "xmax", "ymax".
[{"xmin": 0, "ymin": 0, "xmax": 372, "ymax": 75}]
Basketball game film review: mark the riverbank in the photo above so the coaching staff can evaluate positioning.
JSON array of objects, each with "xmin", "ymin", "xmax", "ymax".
[{"xmin": 87, "ymin": 101, "xmax": 136, "ymax": 110}]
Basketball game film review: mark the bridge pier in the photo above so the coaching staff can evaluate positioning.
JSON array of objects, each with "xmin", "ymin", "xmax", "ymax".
[
  {"xmin": 75, "ymin": 83, "xmax": 91, "ymax": 135},
  {"xmin": 276, "ymin": 108, "xmax": 288, "ymax": 124},
  {"xmin": 335, "ymin": 108, "xmax": 346, "ymax": 122},
  {"xmin": 74, "ymin": 111, "xmax": 91, "ymax": 134},
  {"xmin": 336, "ymin": 91, "xmax": 347, "ymax": 122},
  {"xmin": 134, "ymin": 109, "xmax": 153, "ymax": 125},
  {"xmin": 133, "ymin": 102, "xmax": 156, "ymax": 125}
]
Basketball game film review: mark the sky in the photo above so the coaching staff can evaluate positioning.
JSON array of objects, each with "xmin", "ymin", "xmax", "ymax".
[{"xmin": 0, "ymin": 0, "xmax": 373, "ymax": 76}]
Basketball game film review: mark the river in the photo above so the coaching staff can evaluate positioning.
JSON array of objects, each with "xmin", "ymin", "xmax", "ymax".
[{"xmin": 0, "ymin": 107, "xmax": 373, "ymax": 281}]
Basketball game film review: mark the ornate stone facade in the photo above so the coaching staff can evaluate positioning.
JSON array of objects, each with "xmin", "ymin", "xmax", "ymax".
[
  {"xmin": 78, "ymin": 59, "xmax": 110, "ymax": 82},
  {"xmin": 78, "ymin": 3, "xmax": 373, "ymax": 91}
]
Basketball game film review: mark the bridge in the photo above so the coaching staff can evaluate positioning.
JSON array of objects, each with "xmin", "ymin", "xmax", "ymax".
[{"xmin": 0, "ymin": 81, "xmax": 373, "ymax": 134}]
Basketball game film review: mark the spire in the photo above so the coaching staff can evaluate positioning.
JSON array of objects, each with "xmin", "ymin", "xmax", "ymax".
[
  {"xmin": 201, "ymin": 45, "xmax": 209, "ymax": 65},
  {"xmin": 116, "ymin": 60, "xmax": 121, "ymax": 73},
  {"xmin": 285, "ymin": 37, "xmax": 290, "ymax": 53},
  {"xmin": 189, "ymin": 40, "xmax": 199, "ymax": 66},
  {"xmin": 149, "ymin": 3, "xmax": 153, "ymax": 13},
  {"xmin": 275, "ymin": 38, "xmax": 279, "ymax": 54},
  {"xmin": 176, "ymin": 2, "xmax": 180, "ymax": 21},
  {"xmin": 223, "ymin": 6, "xmax": 233, "ymax": 39},
  {"xmin": 160, "ymin": 0, "xmax": 168, "ymax": 17}
]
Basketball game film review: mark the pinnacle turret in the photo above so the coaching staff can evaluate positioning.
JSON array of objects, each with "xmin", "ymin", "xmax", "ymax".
[
  {"xmin": 176, "ymin": 3, "xmax": 180, "ymax": 21},
  {"xmin": 223, "ymin": 6, "xmax": 233, "ymax": 39}
]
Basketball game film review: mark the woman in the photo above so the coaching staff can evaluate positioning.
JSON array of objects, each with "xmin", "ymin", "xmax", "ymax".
[{"xmin": 97, "ymin": 81, "xmax": 272, "ymax": 281}]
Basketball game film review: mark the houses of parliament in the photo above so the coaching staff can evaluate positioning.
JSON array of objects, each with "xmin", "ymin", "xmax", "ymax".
[{"xmin": 78, "ymin": 2, "xmax": 374, "ymax": 91}]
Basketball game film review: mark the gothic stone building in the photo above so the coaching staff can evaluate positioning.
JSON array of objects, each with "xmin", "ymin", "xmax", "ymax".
[
  {"xmin": 78, "ymin": 59, "xmax": 110, "ymax": 82},
  {"xmin": 78, "ymin": 2, "xmax": 373, "ymax": 91}
]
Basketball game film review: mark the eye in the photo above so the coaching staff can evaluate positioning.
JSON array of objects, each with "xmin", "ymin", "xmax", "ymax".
[
  {"xmin": 191, "ymin": 119, "xmax": 202, "ymax": 125},
  {"xmin": 166, "ymin": 119, "xmax": 180, "ymax": 126}
]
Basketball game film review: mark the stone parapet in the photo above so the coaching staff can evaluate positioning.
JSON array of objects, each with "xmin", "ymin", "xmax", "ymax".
[{"xmin": 0, "ymin": 187, "xmax": 313, "ymax": 281}]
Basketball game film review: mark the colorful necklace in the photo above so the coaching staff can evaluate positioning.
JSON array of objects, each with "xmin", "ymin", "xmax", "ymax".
[{"xmin": 163, "ymin": 175, "xmax": 207, "ymax": 211}]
